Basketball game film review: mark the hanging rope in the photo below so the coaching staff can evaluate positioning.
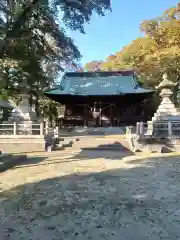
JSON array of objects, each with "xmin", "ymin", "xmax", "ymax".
[{"xmin": 88, "ymin": 102, "xmax": 115, "ymax": 119}]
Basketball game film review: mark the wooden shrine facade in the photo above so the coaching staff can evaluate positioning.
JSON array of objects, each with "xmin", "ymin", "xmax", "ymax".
[
  {"xmin": 62, "ymin": 100, "xmax": 151, "ymax": 127},
  {"xmin": 44, "ymin": 71, "xmax": 154, "ymax": 127}
]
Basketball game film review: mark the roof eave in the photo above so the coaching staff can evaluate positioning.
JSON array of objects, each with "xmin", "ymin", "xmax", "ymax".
[{"xmin": 44, "ymin": 90, "xmax": 154, "ymax": 97}]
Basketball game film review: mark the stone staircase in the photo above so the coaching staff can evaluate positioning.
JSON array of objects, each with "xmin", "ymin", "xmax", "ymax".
[
  {"xmin": 54, "ymin": 134, "xmax": 129, "ymax": 153},
  {"xmin": 52, "ymin": 127, "xmax": 127, "ymax": 152},
  {"xmin": 53, "ymin": 137, "xmax": 75, "ymax": 151},
  {"xmin": 81, "ymin": 141, "xmax": 129, "ymax": 151}
]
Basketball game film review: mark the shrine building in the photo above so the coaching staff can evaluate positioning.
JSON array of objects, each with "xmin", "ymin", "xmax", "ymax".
[{"xmin": 44, "ymin": 71, "xmax": 154, "ymax": 126}]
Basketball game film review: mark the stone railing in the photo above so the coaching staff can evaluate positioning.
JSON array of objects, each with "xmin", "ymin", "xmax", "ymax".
[
  {"xmin": 132, "ymin": 121, "xmax": 180, "ymax": 139},
  {"xmin": 0, "ymin": 123, "xmax": 44, "ymax": 135},
  {"xmin": 126, "ymin": 121, "xmax": 180, "ymax": 153}
]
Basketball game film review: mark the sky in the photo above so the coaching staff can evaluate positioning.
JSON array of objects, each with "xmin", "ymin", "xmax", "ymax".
[{"xmin": 67, "ymin": 0, "xmax": 180, "ymax": 66}]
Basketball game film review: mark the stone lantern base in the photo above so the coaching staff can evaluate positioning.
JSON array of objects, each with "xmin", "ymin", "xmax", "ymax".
[
  {"xmin": 7, "ymin": 94, "xmax": 39, "ymax": 134},
  {"xmin": 128, "ymin": 73, "xmax": 180, "ymax": 153}
]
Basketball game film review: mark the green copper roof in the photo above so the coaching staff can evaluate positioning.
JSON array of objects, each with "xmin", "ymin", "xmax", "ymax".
[{"xmin": 45, "ymin": 71, "xmax": 153, "ymax": 96}]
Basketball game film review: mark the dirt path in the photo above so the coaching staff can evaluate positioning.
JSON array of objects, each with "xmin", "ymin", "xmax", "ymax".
[{"xmin": 0, "ymin": 137, "xmax": 180, "ymax": 239}]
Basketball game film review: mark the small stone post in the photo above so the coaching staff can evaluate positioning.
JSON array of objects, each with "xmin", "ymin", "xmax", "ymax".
[
  {"xmin": 139, "ymin": 121, "xmax": 144, "ymax": 136},
  {"xmin": 168, "ymin": 121, "xmax": 172, "ymax": 138},
  {"xmin": 136, "ymin": 122, "xmax": 140, "ymax": 135},
  {"xmin": 45, "ymin": 121, "xmax": 49, "ymax": 135},
  {"xmin": 54, "ymin": 126, "xmax": 59, "ymax": 138},
  {"xmin": 13, "ymin": 122, "xmax": 17, "ymax": 135},
  {"xmin": 40, "ymin": 122, "xmax": 44, "ymax": 135},
  {"xmin": 147, "ymin": 121, "xmax": 153, "ymax": 135}
]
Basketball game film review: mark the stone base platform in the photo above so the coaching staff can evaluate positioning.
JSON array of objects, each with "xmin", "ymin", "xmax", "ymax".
[
  {"xmin": 130, "ymin": 136, "xmax": 180, "ymax": 153},
  {"xmin": 0, "ymin": 135, "xmax": 46, "ymax": 153}
]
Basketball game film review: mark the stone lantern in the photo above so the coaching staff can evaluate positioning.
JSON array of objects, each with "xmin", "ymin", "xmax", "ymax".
[
  {"xmin": 8, "ymin": 80, "xmax": 38, "ymax": 133},
  {"xmin": 152, "ymin": 73, "xmax": 180, "ymax": 121},
  {"xmin": 129, "ymin": 73, "xmax": 180, "ymax": 152}
]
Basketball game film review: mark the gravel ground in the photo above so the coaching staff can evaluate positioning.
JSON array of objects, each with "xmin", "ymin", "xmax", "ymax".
[{"xmin": 0, "ymin": 137, "xmax": 180, "ymax": 240}]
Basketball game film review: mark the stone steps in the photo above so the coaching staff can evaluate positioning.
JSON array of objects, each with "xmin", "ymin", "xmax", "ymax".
[
  {"xmin": 53, "ymin": 138, "xmax": 74, "ymax": 151},
  {"xmin": 54, "ymin": 134, "xmax": 128, "ymax": 153},
  {"xmin": 81, "ymin": 143, "xmax": 129, "ymax": 151}
]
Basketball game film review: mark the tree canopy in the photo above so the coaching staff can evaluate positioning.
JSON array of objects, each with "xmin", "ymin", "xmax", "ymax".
[
  {"xmin": 84, "ymin": 61, "xmax": 102, "ymax": 71},
  {"xmin": 84, "ymin": 3, "xmax": 180, "ymax": 100},
  {"xmin": 0, "ymin": 0, "xmax": 111, "ymax": 121},
  {"xmin": 0, "ymin": 0, "xmax": 111, "ymax": 56}
]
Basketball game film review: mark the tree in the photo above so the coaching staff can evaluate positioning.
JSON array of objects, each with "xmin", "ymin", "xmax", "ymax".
[
  {"xmin": 0, "ymin": 0, "xmax": 111, "ymax": 120},
  {"xmin": 101, "ymin": 3, "xmax": 180, "ymax": 88},
  {"xmin": 0, "ymin": 0, "xmax": 111, "ymax": 84},
  {"xmin": 139, "ymin": 5, "xmax": 180, "ymax": 91},
  {"xmin": 0, "ymin": 0, "xmax": 111, "ymax": 57},
  {"xmin": 38, "ymin": 96, "xmax": 64, "ymax": 124},
  {"xmin": 100, "ymin": 3, "xmax": 180, "ymax": 109},
  {"xmin": 100, "ymin": 37, "xmax": 156, "ymax": 74},
  {"xmin": 0, "ymin": 0, "xmax": 82, "ymax": 117},
  {"xmin": 84, "ymin": 61, "xmax": 102, "ymax": 71}
]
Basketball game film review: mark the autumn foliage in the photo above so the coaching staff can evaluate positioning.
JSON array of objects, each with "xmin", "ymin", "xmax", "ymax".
[{"xmin": 85, "ymin": 4, "xmax": 180, "ymax": 100}]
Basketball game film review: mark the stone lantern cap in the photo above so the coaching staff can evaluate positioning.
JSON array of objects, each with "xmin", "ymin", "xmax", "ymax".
[{"xmin": 156, "ymin": 73, "xmax": 177, "ymax": 90}]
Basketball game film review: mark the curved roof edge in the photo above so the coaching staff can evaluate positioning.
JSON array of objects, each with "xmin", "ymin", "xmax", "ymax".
[
  {"xmin": 44, "ymin": 70, "xmax": 155, "ymax": 97},
  {"xmin": 63, "ymin": 70, "xmax": 136, "ymax": 77}
]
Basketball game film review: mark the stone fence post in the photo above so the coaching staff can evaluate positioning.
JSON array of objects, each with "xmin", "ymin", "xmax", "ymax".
[
  {"xmin": 168, "ymin": 121, "xmax": 172, "ymax": 138},
  {"xmin": 40, "ymin": 122, "xmax": 44, "ymax": 135},
  {"xmin": 139, "ymin": 121, "xmax": 144, "ymax": 136},
  {"xmin": 54, "ymin": 126, "xmax": 59, "ymax": 137},
  {"xmin": 13, "ymin": 122, "xmax": 17, "ymax": 135},
  {"xmin": 45, "ymin": 121, "xmax": 49, "ymax": 135},
  {"xmin": 136, "ymin": 122, "xmax": 140, "ymax": 135}
]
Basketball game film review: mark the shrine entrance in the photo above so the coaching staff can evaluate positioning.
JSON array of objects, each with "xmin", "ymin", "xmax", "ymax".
[
  {"xmin": 86, "ymin": 102, "xmax": 115, "ymax": 127},
  {"xmin": 63, "ymin": 101, "xmax": 148, "ymax": 127}
]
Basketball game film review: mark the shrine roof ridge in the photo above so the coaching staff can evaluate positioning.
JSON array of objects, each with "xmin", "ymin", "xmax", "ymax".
[
  {"xmin": 64, "ymin": 70, "xmax": 135, "ymax": 78},
  {"xmin": 44, "ymin": 70, "xmax": 154, "ymax": 99}
]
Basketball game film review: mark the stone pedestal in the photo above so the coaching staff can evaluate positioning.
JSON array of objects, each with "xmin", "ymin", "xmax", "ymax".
[
  {"xmin": 9, "ymin": 94, "xmax": 37, "ymax": 122},
  {"xmin": 148, "ymin": 73, "xmax": 180, "ymax": 136},
  {"xmin": 152, "ymin": 74, "xmax": 180, "ymax": 121},
  {"xmin": 130, "ymin": 73, "xmax": 180, "ymax": 153},
  {"xmin": 8, "ymin": 93, "xmax": 39, "ymax": 134}
]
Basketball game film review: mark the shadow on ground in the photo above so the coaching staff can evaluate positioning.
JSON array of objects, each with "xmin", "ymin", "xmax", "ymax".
[
  {"xmin": 0, "ymin": 154, "xmax": 180, "ymax": 239},
  {"xmin": 72, "ymin": 141, "xmax": 134, "ymax": 160},
  {"xmin": 13, "ymin": 141, "xmax": 133, "ymax": 169},
  {"xmin": 14, "ymin": 155, "xmax": 88, "ymax": 169},
  {"xmin": 16, "ymin": 156, "xmax": 47, "ymax": 166}
]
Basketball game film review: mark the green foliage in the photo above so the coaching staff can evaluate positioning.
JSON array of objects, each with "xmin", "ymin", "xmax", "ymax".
[
  {"xmin": 84, "ymin": 61, "xmax": 102, "ymax": 71},
  {"xmin": 53, "ymin": 0, "xmax": 111, "ymax": 33},
  {"xmin": 0, "ymin": 0, "xmax": 111, "ymax": 121},
  {"xmin": 38, "ymin": 96, "xmax": 64, "ymax": 122},
  {"xmin": 99, "ymin": 2, "xmax": 180, "ymax": 98}
]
